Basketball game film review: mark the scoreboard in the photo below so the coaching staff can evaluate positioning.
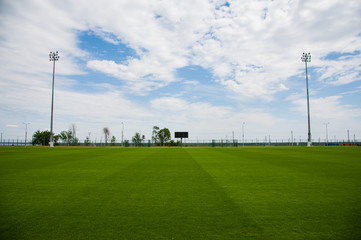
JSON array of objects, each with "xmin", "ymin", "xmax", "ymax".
[{"xmin": 175, "ymin": 132, "xmax": 188, "ymax": 138}]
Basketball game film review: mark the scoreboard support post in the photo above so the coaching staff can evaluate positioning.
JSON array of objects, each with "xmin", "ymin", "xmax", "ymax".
[{"xmin": 175, "ymin": 132, "xmax": 188, "ymax": 147}]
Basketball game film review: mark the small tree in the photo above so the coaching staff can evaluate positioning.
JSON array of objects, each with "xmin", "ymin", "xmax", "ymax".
[
  {"xmin": 111, "ymin": 136, "xmax": 116, "ymax": 146},
  {"xmin": 71, "ymin": 124, "xmax": 77, "ymax": 143},
  {"xmin": 132, "ymin": 132, "xmax": 145, "ymax": 147},
  {"xmin": 59, "ymin": 130, "xmax": 72, "ymax": 145},
  {"xmin": 167, "ymin": 140, "xmax": 180, "ymax": 146},
  {"xmin": 152, "ymin": 126, "xmax": 160, "ymax": 145},
  {"xmin": 84, "ymin": 137, "xmax": 90, "ymax": 146},
  {"xmin": 159, "ymin": 128, "xmax": 171, "ymax": 146},
  {"xmin": 103, "ymin": 127, "xmax": 110, "ymax": 146},
  {"xmin": 59, "ymin": 129, "xmax": 78, "ymax": 146}
]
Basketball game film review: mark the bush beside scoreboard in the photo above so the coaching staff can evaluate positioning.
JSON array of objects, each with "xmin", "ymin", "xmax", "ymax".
[{"xmin": 175, "ymin": 132, "xmax": 188, "ymax": 138}]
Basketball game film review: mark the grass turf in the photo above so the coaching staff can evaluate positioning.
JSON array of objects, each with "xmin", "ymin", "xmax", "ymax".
[{"xmin": 0, "ymin": 147, "xmax": 360, "ymax": 239}]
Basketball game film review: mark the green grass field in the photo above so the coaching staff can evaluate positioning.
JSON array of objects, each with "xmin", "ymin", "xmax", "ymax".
[{"xmin": 0, "ymin": 147, "xmax": 360, "ymax": 239}]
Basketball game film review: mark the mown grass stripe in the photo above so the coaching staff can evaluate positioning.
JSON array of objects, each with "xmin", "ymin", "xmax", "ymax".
[
  {"xmin": 186, "ymin": 147, "xmax": 361, "ymax": 240},
  {"xmin": 0, "ymin": 148, "xmax": 146, "ymax": 240},
  {"xmin": 49, "ymin": 148, "xmax": 262, "ymax": 239}
]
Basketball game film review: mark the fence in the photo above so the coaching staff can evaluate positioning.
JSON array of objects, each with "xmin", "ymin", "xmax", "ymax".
[
  {"xmin": 1, "ymin": 138, "xmax": 360, "ymax": 147},
  {"xmin": 0, "ymin": 139, "xmax": 31, "ymax": 146}
]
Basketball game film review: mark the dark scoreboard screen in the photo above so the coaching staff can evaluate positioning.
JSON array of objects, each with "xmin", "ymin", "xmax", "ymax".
[{"xmin": 175, "ymin": 132, "xmax": 188, "ymax": 138}]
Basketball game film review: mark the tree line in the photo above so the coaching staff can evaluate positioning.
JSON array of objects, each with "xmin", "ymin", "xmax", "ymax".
[
  {"xmin": 31, "ymin": 125, "xmax": 179, "ymax": 146},
  {"xmin": 32, "ymin": 124, "xmax": 81, "ymax": 146}
]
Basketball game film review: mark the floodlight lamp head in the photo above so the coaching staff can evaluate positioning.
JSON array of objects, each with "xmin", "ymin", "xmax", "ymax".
[
  {"xmin": 49, "ymin": 51, "xmax": 60, "ymax": 61},
  {"xmin": 301, "ymin": 52, "xmax": 311, "ymax": 62}
]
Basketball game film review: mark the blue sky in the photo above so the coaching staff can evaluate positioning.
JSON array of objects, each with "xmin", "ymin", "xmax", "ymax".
[{"xmin": 1, "ymin": 0, "xmax": 360, "ymax": 143}]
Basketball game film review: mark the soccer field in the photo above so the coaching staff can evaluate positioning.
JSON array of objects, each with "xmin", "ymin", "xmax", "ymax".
[{"xmin": 0, "ymin": 147, "xmax": 360, "ymax": 239}]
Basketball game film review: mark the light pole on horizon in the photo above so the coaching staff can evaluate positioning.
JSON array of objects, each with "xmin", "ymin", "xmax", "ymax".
[
  {"xmin": 324, "ymin": 122, "xmax": 330, "ymax": 146},
  {"xmin": 22, "ymin": 122, "xmax": 30, "ymax": 146},
  {"xmin": 49, "ymin": 51, "xmax": 60, "ymax": 147},
  {"xmin": 121, "ymin": 122, "xmax": 124, "ymax": 146},
  {"xmin": 301, "ymin": 52, "xmax": 312, "ymax": 147},
  {"xmin": 242, "ymin": 122, "xmax": 245, "ymax": 147},
  {"xmin": 232, "ymin": 130, "xmax": 234, "ymax": 145}
]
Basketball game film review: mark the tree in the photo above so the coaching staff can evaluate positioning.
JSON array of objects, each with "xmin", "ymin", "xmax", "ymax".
[
  {"xmin": 84, "ymin": 137, "xmax": 90, "ymax": 146},
  {"xmin": 103, "ymin": 127, "xmax": 110, "ymax": 146},
  {"xmin": 111, "ymin": 136, "xmax": 116, "ymax": 146},
  {"xmin": 159, "ymin": 128, "xmax": 171, "ymax": 146},
  {"xmin": 59, "ymin": 130, "xmax": 72, "ymax": 145},
  {"xmin": 32, "ymin": 130, "xmax": 59, "ymax": 146},
  {"xmin": 152, "ymin": 126, "xmax": 171, "ymax": 146},
  {"xmin": 59, "ymin": 129, "xmax": 78, "ymax": 146},
  {"xmin": 71, "ymin": 124, "xmax": 77, "ymax": 143},
  {"xmin": 152, "ymin": 126, "xmax": 160, "ymax": 145},
  {"xmin": 167, "ymin": 140, "xmax": 180, "ymax": 146},
  {"xmin": 132, "ymin": 132, "xmax": 145, "ymax": 147}
]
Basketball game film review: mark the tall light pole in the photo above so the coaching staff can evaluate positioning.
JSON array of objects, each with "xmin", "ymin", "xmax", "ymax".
[
  {"xmin": 121, "ymin": 122, "xmax": 124, "ymax": 146},
  {"xmin": 324, "ymin": 122, "xmax": 329, "ymax": 146},
  {"xmin": 242, "ymin": 122, "xmax": 245, "ymax": 147},
  {"xmin": 22, "ymin": 122, "xmax": 30, "ymax": 146},
  {"xmin": 232, "ymin": 130, "xmax": 234, "ymax": 146},
  {"xmin": 301, "ymin": 52, "xmax": 312, "ymax": 147},
  {"xmin": 49, "ymin": 51, "xmax": 59, "ymax": 147}
]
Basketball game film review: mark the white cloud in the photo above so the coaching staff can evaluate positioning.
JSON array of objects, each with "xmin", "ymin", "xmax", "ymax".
[
  {"xmin": 292, "ymin": 95, "xmax": 361, "ymax": 120},
  {"xmin": 332, "ymin": 72, "xmax": 360, "ymax": 86},
  {"xmin": 317, "ymin": 54, "xmax": 361, "ymax": 85},
  {"xmin": 279, "ymin": 83, "xmax": 289, "ymax": 91},
  {"xmin": 77, "ymin": 0, "xmax": 212, "ymax": 93},
  {"xmin": 150, "ymin": 97, "xmax": 188, "ymax": 112},
  {"xmin": 149, "ymin": 97, "xmax": 294, "ymax": 140},
  {"xmin": 0, "ymin": 0, "xmax": 87, "ymax": 78},
  {"xmin": 87, "ymin": 55, "xmax": 184, "ymax": 94},
  {"xmin": 290, "ymin": 95, "xmax": 361, "ymax": 139},
  {"xmin": 189, "ymin": 0, "xmax": 361, "ymax": 98},
  {"xmin": 183, "ymin": 80, "xmax": 199, "ymax": 86}
]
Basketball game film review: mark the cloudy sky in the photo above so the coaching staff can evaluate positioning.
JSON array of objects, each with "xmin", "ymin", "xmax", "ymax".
[{"xmin": 1, "ymin": 0, "xmax": 360, "ymax": 143}]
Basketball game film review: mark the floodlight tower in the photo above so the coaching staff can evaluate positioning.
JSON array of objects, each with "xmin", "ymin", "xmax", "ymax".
[
  {"xmin": 301, "ymin": 52, "xmax": 312, "ymax": 147},
  {"xmin": 242, "ymin": 122, "xmax": 245, "ymax": 147},
  {"xmin": 49, "ymin": 51, "xmax": 60, "ymax": 147},
  {"xmin": 121, "ymin": 122, "xmax": 124, "ymax": 146},
  {"xmin": 324, "ymin": 122, "xmax": 330, "ymax": 146},
  {"xmin": 22, "ymin": 122, "xmax": 30, "ymax": 146}
]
